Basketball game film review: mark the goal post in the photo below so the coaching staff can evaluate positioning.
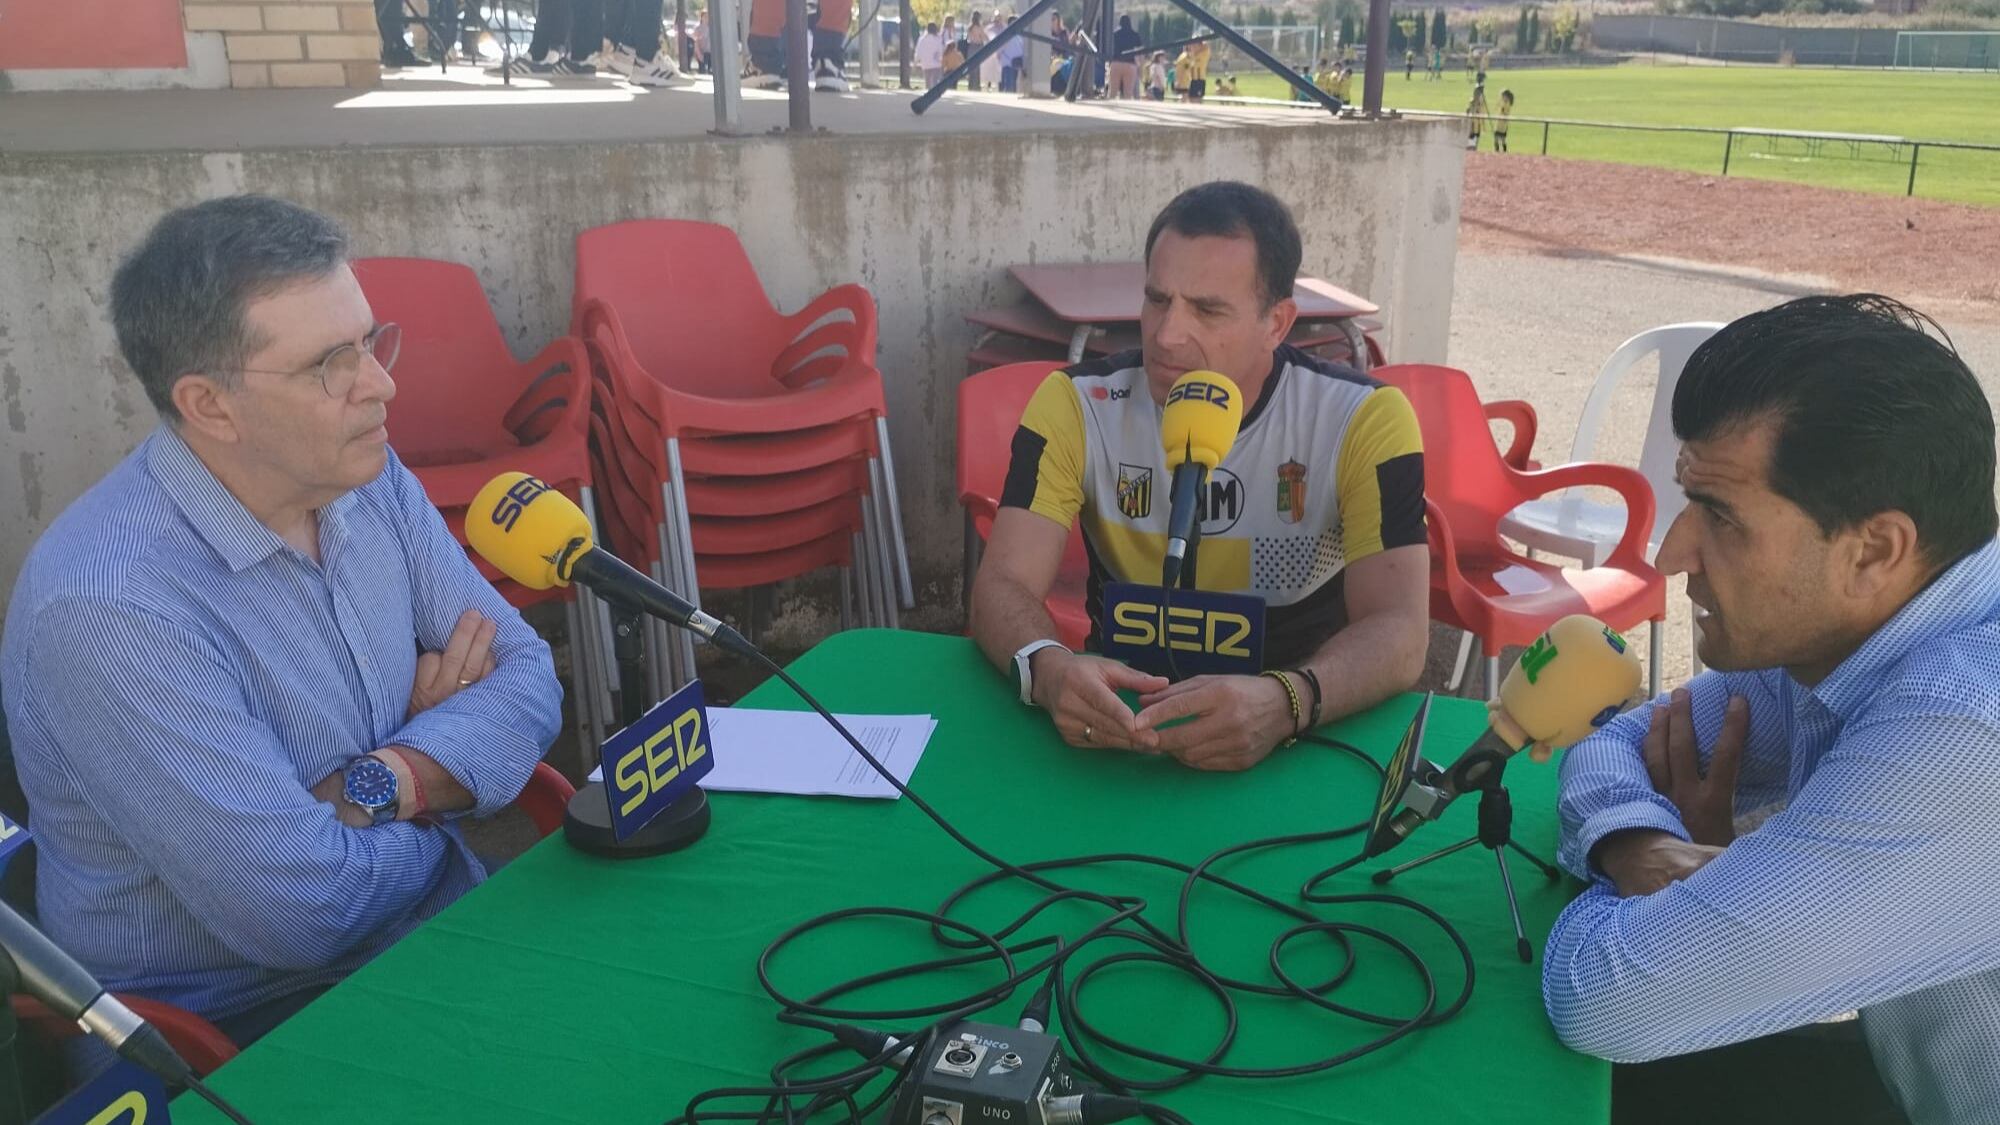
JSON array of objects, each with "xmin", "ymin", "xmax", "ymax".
[{"xmin": 1892, "ymin": 30, "xmax": 2000, "ymax": 71}]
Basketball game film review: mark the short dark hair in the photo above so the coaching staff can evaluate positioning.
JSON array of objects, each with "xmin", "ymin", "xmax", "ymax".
[
  {"xmin": 1144, "ymin": 181, "xmax": 1302, "ymax": 309},
  {"xmin": 110, "ymin": 194, "xmax": 349, "ymax": 420},
  {"xmin": 1673, "ymin": 294, "xmax": 1997, "ymax": 569}
]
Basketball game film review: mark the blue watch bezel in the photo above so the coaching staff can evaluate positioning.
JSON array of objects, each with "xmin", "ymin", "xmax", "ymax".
[{"xmin": 342, "ymin": 756, "xmax": 399, "ymax": 820}]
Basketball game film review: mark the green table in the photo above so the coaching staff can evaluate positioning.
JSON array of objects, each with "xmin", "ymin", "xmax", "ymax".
[{"xmin": 178, "ymin": 630, "xmax": 1607, "ymax": 1124}]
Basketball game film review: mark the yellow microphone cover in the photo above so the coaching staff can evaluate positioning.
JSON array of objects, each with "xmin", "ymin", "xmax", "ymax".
[
  {"xmin": 1161, "ymin": 370, "xmax": 1244, "ymax": 472},
  {"xmin": 1497, "ymin": 614, "xmax": 1645, "ymax": 749},
  {"xmin": 466, "ymin": 472, "xmax": 594, "ymax": 591}
]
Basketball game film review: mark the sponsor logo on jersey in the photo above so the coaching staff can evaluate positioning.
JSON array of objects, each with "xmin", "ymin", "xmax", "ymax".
[
  {"xmin": 1197, "ymin": 467, "xmax": 1244, "ymax": 535},
  {"xmin": 1116, "ymin": 463, "xmax": 1153, "ymax": 519},
  {"xmin": 1276, "ymin": 460, "xmax": 1308, "ymax": 524},
  {"xmin": 1088, "ymin": 385, "xmax": 1132, "ymax": 401}
]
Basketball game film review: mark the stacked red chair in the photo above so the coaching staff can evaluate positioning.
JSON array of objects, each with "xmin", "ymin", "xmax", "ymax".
[
  {"xmin": 353, "ymin": 257, "xmax": 615, "ymax": 752},
  {"xmin": 572, "ymin": 220, "xmax": 911, "ymax": 697}
]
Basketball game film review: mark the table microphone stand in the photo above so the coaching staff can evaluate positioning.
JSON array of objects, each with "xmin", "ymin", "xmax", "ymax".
[
  {"xmin": 560, "ymin": 604, "xmax": 713, "ymax": 858},
  {"xmin": 1370, "ymin": 749, "xmax": 1559, "ymax": 963}
]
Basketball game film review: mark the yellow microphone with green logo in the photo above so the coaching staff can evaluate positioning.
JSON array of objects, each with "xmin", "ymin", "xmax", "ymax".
[
  {"xmin": 467, "ymin": 472, "xmax": 753, "ymax": 658},
  {"xmin": 1159, "ymin": 370, "xmax": 1244, "ymax": 588}
]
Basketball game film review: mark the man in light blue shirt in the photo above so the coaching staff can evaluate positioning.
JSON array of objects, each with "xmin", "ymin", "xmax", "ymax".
[
  {"xmin": 1544, "ymin": 295, "xmax": 2000, "ymax": 1124},
  {"xmin": 0, "ymin": 195, "xmax": 564, "ymax": 1050}
]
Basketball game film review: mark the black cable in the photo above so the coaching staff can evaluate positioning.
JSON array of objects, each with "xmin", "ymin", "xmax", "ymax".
[
  {"xmin": 185, "ymin": 1075, "xmax": 257, "ymax": 1125},
  {"xmin": 659, "ymin": 646, "xmax": 1476, "ymax": 1124}
]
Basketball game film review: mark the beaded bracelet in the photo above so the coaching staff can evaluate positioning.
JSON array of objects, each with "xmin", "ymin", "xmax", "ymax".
[
  {"xmin": 1260, "ymin": 669, "xmax": 1303, "ymax": 746},
  {"xmin": 1295, "ymin": 667, "xmax": 1324, "ymax": 732}
]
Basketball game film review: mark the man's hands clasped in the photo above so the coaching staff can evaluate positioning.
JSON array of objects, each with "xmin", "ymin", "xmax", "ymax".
[{"xmin": 1032, "ymin": 650, "xmax": 1299, "ymax": 772}]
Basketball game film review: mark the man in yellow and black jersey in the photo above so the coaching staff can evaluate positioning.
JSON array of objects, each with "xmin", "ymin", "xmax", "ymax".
[{"xmin": 969, "ymin": 182, "xmax": 1430, "ymax": 772}]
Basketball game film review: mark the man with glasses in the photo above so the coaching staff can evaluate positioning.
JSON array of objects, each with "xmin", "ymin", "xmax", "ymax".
[{"xmin": 0, "ymin": 195, "xmax": 564, "ymax": 1064}]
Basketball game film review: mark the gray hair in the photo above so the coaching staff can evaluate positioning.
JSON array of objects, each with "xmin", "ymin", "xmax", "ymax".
[{"xmin": 110, "ymin": 194, "xmax": 349, "ymax": 420}]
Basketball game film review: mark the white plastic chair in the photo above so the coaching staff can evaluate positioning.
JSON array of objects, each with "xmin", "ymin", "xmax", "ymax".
[{"xmin": 1449, "ymin": 323, "xmax": 1723, "ymax": 690}]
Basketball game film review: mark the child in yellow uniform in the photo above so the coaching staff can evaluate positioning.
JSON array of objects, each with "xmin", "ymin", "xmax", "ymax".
[
  {"xmin": 1495, "ymin": 89, "xmax": 1514, "ymax": 152},
  {"xmin": 1465, "ymin": 82, "xmax": 1488, "ymax": 150}
]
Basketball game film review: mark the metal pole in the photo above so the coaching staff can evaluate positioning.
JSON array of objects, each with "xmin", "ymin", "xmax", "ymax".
[
  {"xmin": 1361, "ymin": 0, "xmax": 1389, "ymax": 115},
  {"xmin": 1720, "ymin": 130, "xmax": 1732, "ymax": 176},
  {"xmin": 1907, "ymin": 141, "xmax": 1921, "ymax": 196},
  {"xmin": 710, "ymin": 0, "xmax": 745, "ymax": 133},
  {"xmin": 914, "ymin": 0, "xmax": 1065, "ymax": 112},
  {"xmin": 859, "ymin": 0, "xmax": 881, "ymax": 86},
  {"xmin": 899, "ymin": 0, "xmax": 912, "ymax": 87},
  {"xmin": 786, "ymin": 0, "xmax": 811, "ymax": 129},
  {"xmin": 1541, "ymin": 120, "xmax": 1549, "ymax": 154},
  {"xmin": 1157, "ymin": 0, "xmax": 1345, "ymax": 113}
]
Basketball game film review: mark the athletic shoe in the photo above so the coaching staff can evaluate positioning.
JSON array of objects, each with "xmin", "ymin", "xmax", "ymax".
[
  {"xmin": 553, "ymin": 55, "xmax": 599, "ymax": 77},
  {"xmin": 602, "ymin": 45, "xmax": 637, "ymax": 76},
  {"xmin": 813, "ymin": 59, "xmax": 849, "ymax": 92},
  {"xmin": 627, "ymin": 52, "xmax": 684, "ymax": 85},
  {"xmin": 743, "ymin": 71, "xmax": 783, "ymax": 89},
  {"xmin": 489, "ymin": 53, "xmax": 558, "ymax": 77}
]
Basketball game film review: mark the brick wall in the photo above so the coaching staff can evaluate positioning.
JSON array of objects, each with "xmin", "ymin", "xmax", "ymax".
[{"xmin": 183, "ymin": 1, "xmax": 382, "ymax": 88}]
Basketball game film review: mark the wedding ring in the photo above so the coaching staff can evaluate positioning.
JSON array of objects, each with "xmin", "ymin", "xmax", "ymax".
[{"xmin": 1083, "ymin": 723, "xmax": 1093, "ymax": 743}]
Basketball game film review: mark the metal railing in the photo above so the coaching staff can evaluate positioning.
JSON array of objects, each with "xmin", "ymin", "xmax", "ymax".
[{"xmin": 1219, "ymin": 97, "xmax": 2000, "ymax": 199}]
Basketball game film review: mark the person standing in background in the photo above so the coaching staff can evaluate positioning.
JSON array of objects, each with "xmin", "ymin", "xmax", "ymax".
[
  {"xmin": 981, "ymin": 12, "xmax": 1006, "ymax": 88},
  {"xmin": 917, "ymin": 21, "xmax": 945, "ymax": 86},
  {"xmin": 1107, "ymin": 14, "xmax": 1142, "ymax": 98},
  {"xmin": 999, "ymin": 15, "xmax": 1025, "ymax": 91},
  {"xmin": 1405, "ymin": 48, "xmax": 1414, "ymax": 78},
  {"xmin": 1146, "ymin": 49, "xmax": 1167, "ymax": 99},
  {"xmin": 1494, "ymin": 89, "xmax": 1514, "ymax": 151},
  {"xmin": 966, "ymin": 12, "xmax": 988, "ymax": 89},
  {"xmin": 1182, "ymin": 36, "xmax": 1209, "ymax": 101},
  {"xmin": 1465, "ymin": 81, "xmax": 1488, "ymax": 150}
]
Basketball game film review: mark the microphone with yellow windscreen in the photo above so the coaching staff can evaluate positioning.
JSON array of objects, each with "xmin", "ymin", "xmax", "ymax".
[
  {"xmin": 466, "ymin": 472, "xmax": 743, "ymax": 652},
  {"xmin": 1159, "ymin": 371, "xmax": 1244, "ymax": 588}
]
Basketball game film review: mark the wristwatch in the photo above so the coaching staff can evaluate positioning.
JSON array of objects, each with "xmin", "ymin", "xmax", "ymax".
[
  {"xmin": 1011, "ymin": 639, "xmax": 1071, "ymax": 706},
  {"xmin": 342, "ymin": 756, "xmax": 400, "ymax": 826}
]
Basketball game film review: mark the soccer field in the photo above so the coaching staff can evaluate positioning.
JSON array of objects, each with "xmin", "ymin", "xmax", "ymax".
[{"xmin": 1231, "ymin": 64, "xmax": 2000, "ymax": 206}]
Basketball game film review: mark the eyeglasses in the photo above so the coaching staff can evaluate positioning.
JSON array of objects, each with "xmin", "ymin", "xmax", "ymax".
[{"xmin": 236, "ymin": 323, "xmax": 402, "ymax": 399}]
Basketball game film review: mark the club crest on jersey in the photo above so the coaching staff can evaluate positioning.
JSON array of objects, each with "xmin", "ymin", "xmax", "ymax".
[
  {"xmin": 1116, "ymin": 463, "xmax": 1153, "ymax": 520},
  {"xmin": 1276, "ymin": 460, "xmax": 1308, "ymax": 524}
]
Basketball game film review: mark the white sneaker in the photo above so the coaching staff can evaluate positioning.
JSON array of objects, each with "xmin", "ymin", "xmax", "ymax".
[
  {"xmin": 628, "ymin": 52, "xmax": 684, "ymax": 86},
  {"xmin": 603, "ymin": 45, "xmax": 637, "ymax": 76},
  {"xmin": 743, "ymin": 71, "xmax": 783, "ymax": 89},
  {"xmin": 813, "ymin": 60, "xmax": 849, "ymax": 92}
]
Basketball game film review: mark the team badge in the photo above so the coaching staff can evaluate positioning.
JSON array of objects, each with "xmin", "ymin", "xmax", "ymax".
[
  {"xmin": 1116, "ymin": 463, "xmax": 1153, "ymax": 520},
  {"xmin": 1276, "ymin": 460, "xmax": 1308, "ymax": 524}
]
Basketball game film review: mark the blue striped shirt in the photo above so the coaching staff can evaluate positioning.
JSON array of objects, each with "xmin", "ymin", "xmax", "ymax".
[
  {"xmin": 1545, "ymin": 538, "xmax": 2000, "ymax": 1124},
  {"xmin": 0, "ymin": 427, "xmax": 563, "ymax": 1022}
]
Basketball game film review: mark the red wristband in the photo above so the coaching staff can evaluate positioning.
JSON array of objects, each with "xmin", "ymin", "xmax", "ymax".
[{"xmin": 375, "ymin": 747, "xmax": 428, "ymax": 820}]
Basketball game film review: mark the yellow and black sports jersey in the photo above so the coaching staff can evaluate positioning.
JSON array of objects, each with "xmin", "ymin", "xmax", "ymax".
[{"xmin": 1001, "ymin": 345, "xmax": 1426, "ymax": 668}]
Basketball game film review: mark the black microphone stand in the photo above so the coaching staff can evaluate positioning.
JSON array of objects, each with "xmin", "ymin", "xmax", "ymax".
[
  {"xmin": 558, "ymin": 602, "xmax": 714, "ymax": 859},
  {"xmin": 1369, "ymin": 749, "xmax": 1560, "ymax": 963}
]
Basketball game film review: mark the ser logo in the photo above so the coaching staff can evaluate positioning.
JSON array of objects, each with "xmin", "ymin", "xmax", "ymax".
[
  {"xmin": 1109, "ymin": 602, "xmax": 1254, "ymax": 657},
  {"xmin": 1099, "ymin": 583, "xmax": 1266, "ymax": 678},
  {"xmin": 600, "ymin": 679, "xmax": 715, "ymax": 841},
  {"xmin": 612, "ymin": 707, "xmax": 708, "ymax": 818},
  {"xmin": 1165, "ymin": 380, "xmax": 1232, "ymax": 409},
  {"xmin": 489, "ymin": 476, "xmax": 551, "ymax": 532}
]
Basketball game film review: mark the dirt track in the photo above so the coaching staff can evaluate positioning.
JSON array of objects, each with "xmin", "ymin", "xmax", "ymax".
[{"xmin": 1459, "ymin": 154, "xmax": 2000, "ymax": 317}]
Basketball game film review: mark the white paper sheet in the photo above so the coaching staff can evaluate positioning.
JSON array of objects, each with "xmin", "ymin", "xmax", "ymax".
[{"xmin": 587, "ymin": 708, "xmax": 938, "ymax": 800}]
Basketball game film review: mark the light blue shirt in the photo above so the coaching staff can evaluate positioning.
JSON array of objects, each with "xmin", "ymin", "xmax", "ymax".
[
  {"xmin": 0, "ymin": 427, "xmax": 563, "ymax": 1022},
  {"xmin": 1545, "ymin": 538, "xmax": 2000, "ymax": 1124}
]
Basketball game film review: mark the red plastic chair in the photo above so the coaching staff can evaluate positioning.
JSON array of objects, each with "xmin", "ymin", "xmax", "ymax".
[
  {"xmin": 956, "ymin": 362, "xmax": 1092, "ymax": 652},
  {"xmin": 572, "ymin": 221, "xmax": 912, "ymax": 641},
  {"xmin": 354, "ymin": 257, "xmax": 616, "ymax": 752},
  {"xmin": 1373, "ymin": 364, "xmax": 1666, "ymax": 700}
]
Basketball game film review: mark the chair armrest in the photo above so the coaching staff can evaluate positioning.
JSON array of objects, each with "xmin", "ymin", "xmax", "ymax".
[
  {"xmin": 781, "ymin": 282, "xmax": 878, "ymax": 349},
  {"xmin": 1514, "ymin": 461, "xmax": 1658, "ymax": 566},
  {"xmin": 1485, "ymin": 398, "xmax": 1538, "ymax": 471},
  {"xmin": 502, "ymin": 336, "xmax": 593, "ymax": 444}
]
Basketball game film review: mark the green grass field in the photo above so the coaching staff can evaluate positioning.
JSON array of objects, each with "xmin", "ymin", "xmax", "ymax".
[{"xmin": 1230, "ymin": 64, "xmax": 2000, "ymax": 206}]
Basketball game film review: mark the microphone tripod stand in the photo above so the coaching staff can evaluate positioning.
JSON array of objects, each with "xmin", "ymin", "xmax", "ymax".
[{"xmin": 1370, "ymin": 748, "xmax": 1560, "ymax": 963}]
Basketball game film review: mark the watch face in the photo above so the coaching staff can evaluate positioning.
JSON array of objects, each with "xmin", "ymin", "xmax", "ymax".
[{"xmin": 343, "ymin": 758, "xmax": 398, "ymax": 810}]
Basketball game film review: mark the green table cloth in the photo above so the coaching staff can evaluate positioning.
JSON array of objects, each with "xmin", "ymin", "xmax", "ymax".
[{"xmin": 177, "ymin": 630, "xmax": 1606, "ymax": 1124}]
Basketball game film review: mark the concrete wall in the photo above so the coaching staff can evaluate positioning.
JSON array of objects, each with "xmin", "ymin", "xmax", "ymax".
[
  {"xmin": 0, "ymin": 119, "xmax": 1464, "ymax": 626},
  {"xmin": 1592, "ymin": 14, "xmax": 1901, "ymax": 66}
]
